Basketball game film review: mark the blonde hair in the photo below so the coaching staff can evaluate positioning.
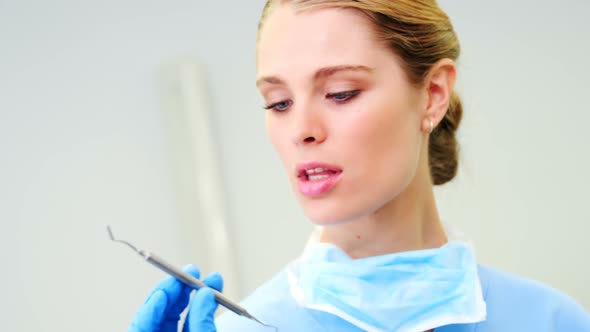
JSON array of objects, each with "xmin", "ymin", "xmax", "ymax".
[{"xmin": 258, "ymin": 0, "xmax": 462, "ymax": 185}]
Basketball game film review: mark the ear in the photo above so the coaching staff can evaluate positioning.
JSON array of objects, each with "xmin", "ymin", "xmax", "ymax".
[{"xmin": 421, "ymin": 59, "xmax": 457, "ymax": 133}]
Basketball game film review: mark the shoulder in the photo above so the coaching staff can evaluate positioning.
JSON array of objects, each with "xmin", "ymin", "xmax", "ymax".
[{"xmin": 474, "ymin": 265, "xmax": 590, "ymax": 331}]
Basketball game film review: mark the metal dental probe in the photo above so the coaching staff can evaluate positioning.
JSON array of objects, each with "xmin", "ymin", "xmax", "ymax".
[{"xmin": 107, "ymin": 226, "xmax": 277, "ymax": 331}]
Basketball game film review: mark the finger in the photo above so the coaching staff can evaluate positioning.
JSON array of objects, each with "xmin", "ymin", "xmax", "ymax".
[
  {"xmin": 165, "ymin": 265, "xmax": 201, "ymax": 315},
  {"xmin": 202, "ymin": 272, "xmax": 224, "ymax": 292},
  {"xmin": 146, "ymin": 265, "xmax": 200, "ymax": 307},
  {"xmin": 184, "ymin": 288, "xmax": 218, "ymax": 332},
  {"xmin": 159, "ymin": 265, "xmax": 202, "ymax": 331},
  {"xmin": 128, "ymin": 265, "xmax": 201, "ymax": 332},
  {"xmin": 128, "ymin": 290, "xmax": 168, "ymax": 332}
]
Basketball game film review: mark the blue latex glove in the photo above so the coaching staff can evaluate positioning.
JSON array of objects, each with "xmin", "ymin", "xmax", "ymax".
[{"xmin": 128, "ymin": 264, "xmax": 223, "ymax": 332}]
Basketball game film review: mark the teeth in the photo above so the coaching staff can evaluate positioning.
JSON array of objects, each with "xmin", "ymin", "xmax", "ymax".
[
  {"xmin": 306, "ymin": 167, "xmax": 327, "ymax": 175},
  {"xmin": 308, "ymin": 174, "xmax": 330, "ymax": 181}
]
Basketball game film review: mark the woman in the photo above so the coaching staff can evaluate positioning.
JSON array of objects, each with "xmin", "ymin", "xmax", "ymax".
[{"xmin": 129, "ymin": 1, "xmax": 590, "ymax": 331}]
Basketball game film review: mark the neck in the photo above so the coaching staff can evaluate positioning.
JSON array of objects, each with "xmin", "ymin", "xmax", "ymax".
[{"xmin": 318, "ymin": 155, "xmax": 447, "ymax": 258}]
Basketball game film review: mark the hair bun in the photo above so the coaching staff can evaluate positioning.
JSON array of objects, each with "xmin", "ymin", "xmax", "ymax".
[{"xmin": 429, "ymin": 92, "xmax": 463, "ymax": 185}]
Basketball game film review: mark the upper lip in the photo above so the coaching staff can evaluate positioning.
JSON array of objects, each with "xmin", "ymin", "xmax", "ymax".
[{"xmin": 296, "ymin": 161, "xmax": 343, "ymax": 178}]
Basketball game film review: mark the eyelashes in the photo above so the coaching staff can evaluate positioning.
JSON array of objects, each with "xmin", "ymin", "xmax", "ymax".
[
  {"xmin": 264, "ymin": 90, "xmax": 361, "ymax": 113},
  {"xmin": 326, "ymin": 90, "xmax": 361, "ymax": 102},
  {"xmin": 264, "ymin": 100, "xmax": 292, "ymax": 112}
]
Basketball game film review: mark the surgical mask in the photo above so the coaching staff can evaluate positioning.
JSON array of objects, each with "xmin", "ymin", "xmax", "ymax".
[{"xmin": 288, "ymin": 239, "xmax": 486, "ymax": 332}]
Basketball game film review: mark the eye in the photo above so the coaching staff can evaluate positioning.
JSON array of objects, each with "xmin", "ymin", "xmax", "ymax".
[
  {"xmin": 326, "ymin": 90, "xmax": 361, "ymax": 103},
  {"xmin": 264, "ymin": 100, "xmax": 292, "ymax": 112}
]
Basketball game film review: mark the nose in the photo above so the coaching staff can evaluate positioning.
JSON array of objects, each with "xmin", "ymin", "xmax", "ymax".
[{"xmin": 291, "ymin": 105, "xmax": 327, "ymax": 146}]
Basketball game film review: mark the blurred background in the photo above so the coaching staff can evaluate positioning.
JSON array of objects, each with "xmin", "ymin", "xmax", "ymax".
[{"xmin": 1, "ymin": 0, "xmax": 588, "ymax": 330}]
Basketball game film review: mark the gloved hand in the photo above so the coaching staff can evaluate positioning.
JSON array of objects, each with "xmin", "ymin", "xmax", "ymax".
[{"xmin": 128, "ymin": 264, "xmax": 223, "ymax": 332}]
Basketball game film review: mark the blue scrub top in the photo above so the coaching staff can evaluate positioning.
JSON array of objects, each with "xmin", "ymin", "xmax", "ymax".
[{"xmin": 216, "ymin": 265, "xmax": 590, "ymax": 331}]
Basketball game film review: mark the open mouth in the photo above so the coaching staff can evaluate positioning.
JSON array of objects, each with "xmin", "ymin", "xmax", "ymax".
[
  {"xmin": 296, "ymin": 163, "xmax": 343, "ymax": 197},
  {"xmin": 298, "ymin": 167, "xmax": 342, "ymax": 181}
]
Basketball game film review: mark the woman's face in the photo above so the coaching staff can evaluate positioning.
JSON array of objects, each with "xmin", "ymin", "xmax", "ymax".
[{"xmin": 257, "ymin": 5, "xmax": 427, "ymax": 225}]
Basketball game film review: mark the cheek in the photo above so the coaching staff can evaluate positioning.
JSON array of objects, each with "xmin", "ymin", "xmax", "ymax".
[
  {"xmin": 266, "ymin": 116, "xmax": 291, "ymax": 166},
  {"xmin": 266, "ymin": 114, "xmax": 281, "ymax": 147},
  {"xmin": 338, "ymin": 96, "xmax": 421, "ymax": 190}
]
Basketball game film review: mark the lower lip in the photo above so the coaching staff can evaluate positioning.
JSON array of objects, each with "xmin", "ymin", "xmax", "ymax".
[{"xmin": 298, "ymin": 172, "xmax": 343, "ymax": 197}]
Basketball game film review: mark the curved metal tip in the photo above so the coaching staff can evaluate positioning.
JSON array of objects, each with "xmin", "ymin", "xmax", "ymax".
[
  {"xmin": 107, "ymin": 225, "xmax": 115, "ymax": 241},
  {"xmin": 107, "ymin": 225, "xmax": 140, "ymax": 254},
  {"xmin": 263, "ymin": 323, "xmax": 278, "ymax": 332},
  {"xmin": 252, "ymin": 318, "xmax": 278, "ymax": 331}
]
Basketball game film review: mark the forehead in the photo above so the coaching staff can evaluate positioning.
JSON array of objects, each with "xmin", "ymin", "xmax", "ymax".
[{"xmin": 257, "ymin": 5, "xmax": 387, "ymax": 79}]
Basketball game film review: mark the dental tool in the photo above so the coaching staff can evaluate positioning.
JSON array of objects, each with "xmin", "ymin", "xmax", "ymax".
[{"xmin": 107, "ymin": 226, "xmax": 277, "ymax": 331}]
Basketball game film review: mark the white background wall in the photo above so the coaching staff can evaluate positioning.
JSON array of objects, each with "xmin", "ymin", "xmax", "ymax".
[{"xmin": 1, "ymin": 1, "xmax": 588, "ymax": 331}]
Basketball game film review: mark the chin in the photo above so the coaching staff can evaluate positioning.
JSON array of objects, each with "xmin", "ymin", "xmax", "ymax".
[{"xmin": 300, "ymin": 198, "xmax": 364, "ymax": 226}]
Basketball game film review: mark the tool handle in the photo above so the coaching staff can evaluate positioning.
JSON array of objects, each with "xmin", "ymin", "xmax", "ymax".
[{"xmin": 142, "ymin": 251, "xmax": 252, "ymax": 318}]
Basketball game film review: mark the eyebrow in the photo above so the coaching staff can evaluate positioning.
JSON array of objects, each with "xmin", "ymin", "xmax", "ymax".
[{"xmin": 256, "ymin": 65, "xmax": 374, "ymax": 87}]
